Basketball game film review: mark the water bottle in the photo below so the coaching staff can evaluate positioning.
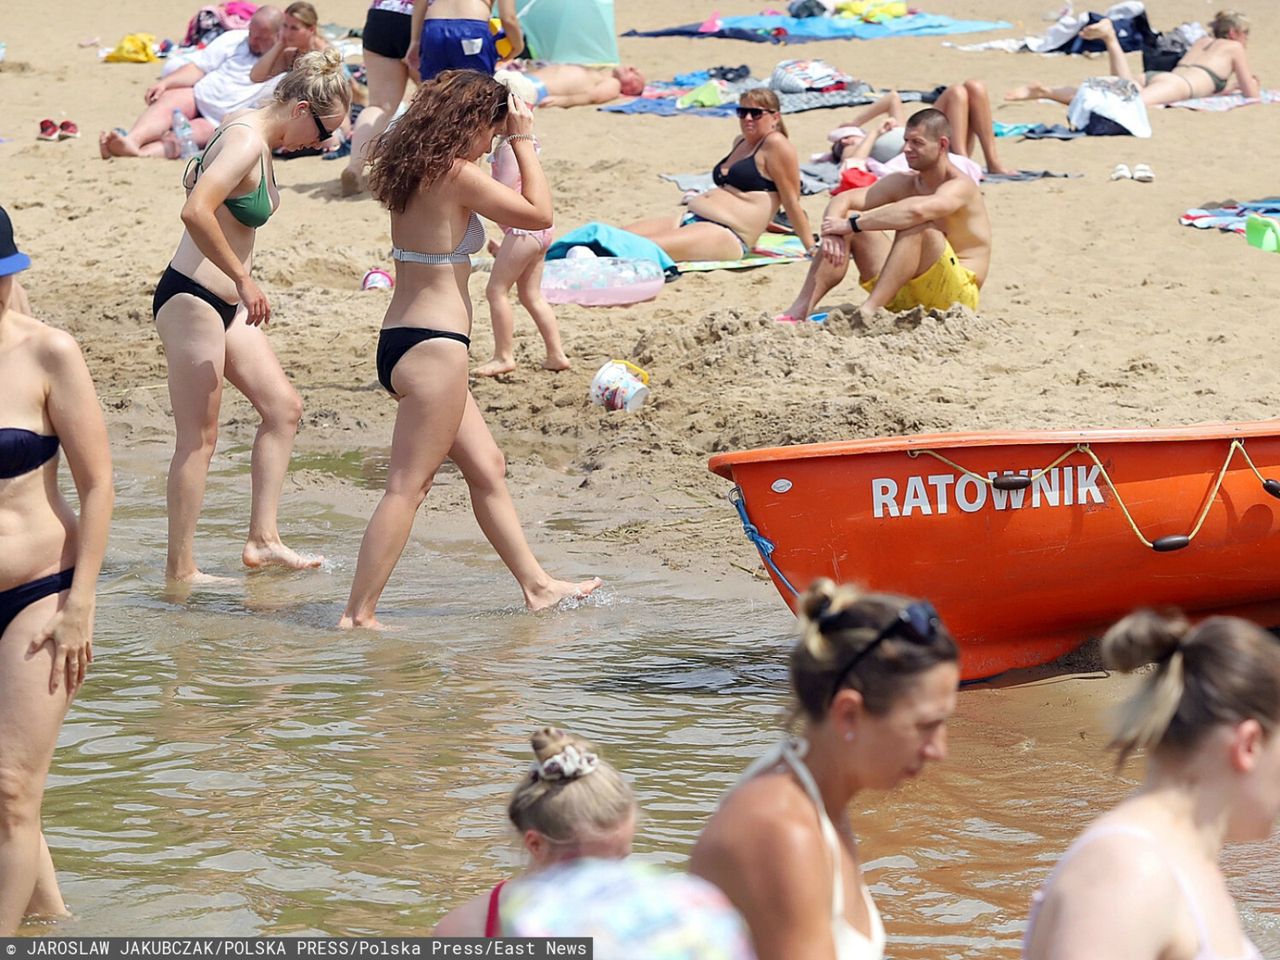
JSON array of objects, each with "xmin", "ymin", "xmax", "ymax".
[{"xmin": 170, "ymin": 109, "xmax": 199, "ymax": 159}]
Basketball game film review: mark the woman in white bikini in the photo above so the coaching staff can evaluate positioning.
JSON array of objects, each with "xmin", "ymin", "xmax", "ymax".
[
  {"xmin": 339, "ymin": 70, "xmax": 599, "ymax": 628},
  {"xmin": 1022, "ymin": 610, "xmax": 1279, "ymax": 960},
  {"xmin": 432, "ymin": 727, "xmax": 636, "ymax": 936},
  {"xmin": 624, "ymin": 88, "xmax": 812, "ymax": 262},
  {"xmin": 690, "ymin": 578, "xmax": 960, "ymax": 960},
  {"xmin": 152, "ymin": 50, "xmax": 349, "ymax": 583},
  {"xmin": 1006, "ymin": 10, "xmax": 1259, "ymax": 107}
]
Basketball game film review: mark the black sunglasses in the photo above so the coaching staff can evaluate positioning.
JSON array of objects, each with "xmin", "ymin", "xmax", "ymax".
[
  {"xmin": 309, "ymin": 104, "xmax": 334, "ymax": 140},
  {"xmin": 826, "ymin": 600, "xmax": 940, "ymax": 703},
  {"xmin": 736, "ymin": 106, "xmax": 774, "ymax": 120}
]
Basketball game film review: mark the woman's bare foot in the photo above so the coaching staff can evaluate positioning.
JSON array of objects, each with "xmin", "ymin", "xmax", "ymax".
[
  {"xmin": 1078, "ymin": 18, "xmax": 1114, "ymax": 41},
  {"xmin": 242, "ymin": 539, "xmax": 324, "ymax": 571},
  {"xmin": 1004, "ymin": 82, "xmax": 1053, "ymax": 102},
  {"xmin": 542, "ymin": 354, "xmax": 571, "ymax": 372},
  {"xmin": 475, "ymin": 357, "xmax": 518, "ymax": 377},
  {"xmin": 338, "ymin": 612, "xmax": 390, "ymax": 630},
  {"xmin": 105, "ymin": 130, "xmax": 140, "ymax": 157},
  {"xmin": 98, "ymin": 131, "xmax": 113, "ymax": 159},
  {"xmin": 986, "ymin": 160, "xmax": 1020, "ymax": 176},
  {"xmin": 524, "ymin": 576, "xmax": 604, "ymax": 612}
]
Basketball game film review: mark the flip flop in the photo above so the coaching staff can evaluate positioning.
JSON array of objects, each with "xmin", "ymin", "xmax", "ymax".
[
  {"xmin": 1246, "ymin": 214, "xmax": 1280, "ymax": 253},
  {"xmin": 1133, "ymin": 163, "xmax": 1155, "ymax": 183},
  {"xmin": 37, "ymin": 119, "xmax": 59, "ymax": 141},
  {"xmin": 1109, "ymin": 163, "xmax": 1131, "ymax": 181}
]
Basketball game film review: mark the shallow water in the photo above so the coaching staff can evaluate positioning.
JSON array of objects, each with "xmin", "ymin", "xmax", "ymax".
[{"xmin": 26, "ymin": 442, "xmax": 1279, "ymax": 955}]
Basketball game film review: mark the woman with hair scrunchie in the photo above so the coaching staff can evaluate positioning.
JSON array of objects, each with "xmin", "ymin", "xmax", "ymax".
[
  {"xmin": 690, "ymin": 578, "xmax": 960, "ymax": 960},
  {"xmin": 339, "ymin": 70, "xmax": 600, "ymax": 628},
  {"xmin": 152, "ymin": 50, "xmax": 350, "ymax": 583},
  {"xmin": 1022, "ymin": 610, "xmax": 1279, "ymax": 960},
  {"xmin": 433, "ymin": 727, "xmax": 637, "ymax": 936}
]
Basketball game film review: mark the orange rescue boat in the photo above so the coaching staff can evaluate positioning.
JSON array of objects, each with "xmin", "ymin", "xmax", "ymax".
[{"xmin": 708, "ymin": 421, "xmax": 1280, "ymax": 680}]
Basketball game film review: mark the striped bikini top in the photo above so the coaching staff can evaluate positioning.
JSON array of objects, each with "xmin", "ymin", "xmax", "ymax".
[{"xmin": 392, "ymin": 213, "xmax": 486, "ymax": 265}]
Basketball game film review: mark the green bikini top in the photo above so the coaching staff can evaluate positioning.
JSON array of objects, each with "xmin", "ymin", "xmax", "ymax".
[{"xmin": 184, "ymin": 122, "xmax": 276, "ymax": 229}]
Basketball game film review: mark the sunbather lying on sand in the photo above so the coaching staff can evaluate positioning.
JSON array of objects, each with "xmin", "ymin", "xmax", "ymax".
[
  {"xmin": 503, "ymin": 61, "xmax": 645, "ymax": 107},
  {"xmin": 779, "ymin": 109, "xmax": 991, "ymax": 322},
  {"xmin": 830, "ymin": 81, "xmax": 1015, "ymax": 175},
  {"xmin": 1005, "ymin": 10, "xmax": 1260, "ymax": 107},
  {"xmin": 624, "ymin": 89, "xmax": 811, "ymax": 262}
]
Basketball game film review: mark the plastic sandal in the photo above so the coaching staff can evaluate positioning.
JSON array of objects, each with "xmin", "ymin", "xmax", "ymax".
[
  {"xmin": 37, "ymin": 119, "xmax": 58, "ymax": 141},
  {"xmin": 1133, "ymin": 163, "xmax": 1154, "ymax": 183},
  {"xmin": 58, "ymin": 120, "xmax": 80, "ymax": 140},
  {"xmin": 1109, "ymin": 163, "xmax": 1131, "ymax": 181}
]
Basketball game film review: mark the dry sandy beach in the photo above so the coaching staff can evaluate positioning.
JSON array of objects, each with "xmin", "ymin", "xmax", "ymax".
[{"xmin": 2, "ymin": 0, "xmax": 1280, "ymax": 946}]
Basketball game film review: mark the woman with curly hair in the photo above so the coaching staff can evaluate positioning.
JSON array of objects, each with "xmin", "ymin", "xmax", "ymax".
[{"xmin": 339, "ymin": 70, "xmax": 600, "ymax": 628}]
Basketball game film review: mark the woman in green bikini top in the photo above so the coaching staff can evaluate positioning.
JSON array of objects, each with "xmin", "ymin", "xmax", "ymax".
[{"xmin": 151, "ymin": 49, "xmax": 350, "ymax": 586}]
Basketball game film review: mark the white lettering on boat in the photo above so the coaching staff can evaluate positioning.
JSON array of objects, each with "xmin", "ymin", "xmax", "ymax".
[{"xmin": 871, "ymin": 466, "xmax": 1104, "ymax": 519}]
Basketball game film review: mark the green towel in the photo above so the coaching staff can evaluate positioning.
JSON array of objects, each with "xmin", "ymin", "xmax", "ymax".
[{"xmin": 677, "ymin": 81, "xmax": 724, "ymax": 109}]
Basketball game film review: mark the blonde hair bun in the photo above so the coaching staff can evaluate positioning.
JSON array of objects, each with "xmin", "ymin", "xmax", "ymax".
[
  {"xmin": 1101, "ymin": 609, "xmax": 1189, "ymax": 673},
  {"xmin": 494, "ymin": 69, "xmax": 539, "ymax": 107}
]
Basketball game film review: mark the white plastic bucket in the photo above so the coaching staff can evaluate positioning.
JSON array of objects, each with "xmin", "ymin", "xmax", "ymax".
[{"xmin": 589, "ymin": 360, "xmax": 650, "ymax": 412}]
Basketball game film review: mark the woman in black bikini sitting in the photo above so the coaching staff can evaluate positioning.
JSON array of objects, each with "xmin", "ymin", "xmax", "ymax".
[
  {"xmin": 0, "ymin": 205, "xmax": 113, "ymax": 935},
  {"xmin": 339, "ymin": 70, "xmax": 600, "ymax": 629},
  {"xmin": 1006, "ymin": 9, "xmax": 1259, "ymax": 107},
  {"xmin": 152, "ymin": 50, "xmax": 349, "ymax": 584},
  {"xmin": 624, "ymin": 89, "xmax": 812, "ymax": 261}
]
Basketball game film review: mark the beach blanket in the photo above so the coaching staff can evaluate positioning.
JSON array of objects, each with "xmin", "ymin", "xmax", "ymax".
[
  {"xmin": 605, "ymin": 75, "xmax": 940, "ymax": 119},
  {"xmin": 944, "ymin": 1, "xmax": 1149, "ymax": 54},
  {"xmin": 1179, "ymin": 199, "xmax": 1280, "ymax": 236},
  {"xmin": 983, "ymin": 169, "xmax": 1083, "ymax": 182},
  {"xmin": 1022, "ymin": 124, "xmax": 1087, "ymax": 140},
  {"xmin": 547, "ymin": 224, "xmax": 676, "ymax": 274},
  {"xmin": 1164, "ymin": 90, "xmax": 1280, "ymax": 111},
  {"xmin": 622, "ymin": 13, "xmax": 1010, "ymax": 45},
  {"xmin": 676, "ymin": 234, "xmax": 810, "ymax": 274}
]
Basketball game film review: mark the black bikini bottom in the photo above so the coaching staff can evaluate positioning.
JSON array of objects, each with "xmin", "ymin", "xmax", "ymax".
[
  {"xmin": 0, "ymin": 568, "xmax": 75, "ymax": 637},
  {"xmin": 152, "ymin": 265, "xmax": 238, "ymax": 329},
  {"xmin": 376, "ymin": 326, "xmax": 471, "ymax": 395}
]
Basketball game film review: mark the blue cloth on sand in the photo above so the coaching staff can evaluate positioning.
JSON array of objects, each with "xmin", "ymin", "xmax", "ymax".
[
  {"xmin": 419, "ymin": 18, "xmax": 497, "ymax": 80},
  {"xmin": 622, "ymin": 13, "xmax": 1010, "ymax": 44},
  {"xmin": 547, "ymin": 223, "xmax": 677, "ymax": 276}
]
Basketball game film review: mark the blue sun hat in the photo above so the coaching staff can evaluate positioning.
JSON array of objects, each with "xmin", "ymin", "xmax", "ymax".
[
  {"xmin": 0, "ymin": 205, "xmax": 32, "ymax": 276},
  {"xmin": 501, "ymin": 859, "xmax": 757, "ymax": 960}
]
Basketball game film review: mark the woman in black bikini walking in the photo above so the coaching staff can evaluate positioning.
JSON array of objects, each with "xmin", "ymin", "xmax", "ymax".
[
  {"xmin": 152, "ymin": 50, "xmax": 349, "ymax": 584},
  {"xmin": 1006, "ymin": 9, "xmax": 1259, "ymax": 107},
  {"xmin": 625, "ymin": 88, "xmax": 811, "ymax": 262},
  {"xmin": 0, "ymin": 206, "xmax": 113, "ymax": 934},
  {"xmin": 339, "ymin": 70, "xmax": 600, "ymax": 629}
]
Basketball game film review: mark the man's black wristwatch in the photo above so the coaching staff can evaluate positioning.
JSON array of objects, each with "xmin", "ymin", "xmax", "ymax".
[{"xmin": 848, "ymin": 214, "xmax": 862, "ymax": 233}]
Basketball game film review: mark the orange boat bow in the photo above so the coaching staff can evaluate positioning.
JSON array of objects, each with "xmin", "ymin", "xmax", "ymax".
[{"xmin": 708, "ymin": 422, "xmax": 1280, "ymax": 680}]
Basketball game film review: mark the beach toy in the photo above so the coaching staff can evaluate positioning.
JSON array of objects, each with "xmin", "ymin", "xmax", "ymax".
[
  {"xmin": 1246, "ymin": 214, "xmax": 1280, "ymax": 253},
  {"xmin": 489, "ymin": 18, "xmax": 514, "ymax": 59},
  {"xmin": 589, "ymin": 360, "xmax": 650, "ymax": 412},
  {"xmin": 361, "ymin": 267, "xmax": 393, "ymax": 290},
  {"xmin": 541, "ymin": 253, "xmax": 665, "ymax": 307}
]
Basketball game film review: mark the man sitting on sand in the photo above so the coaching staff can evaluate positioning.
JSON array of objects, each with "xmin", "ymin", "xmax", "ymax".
[
  {"xmin": 100, "ymin": 7, "xmax": 283, "ymax": 159},
  {"xmin": 504, "ymin": 61, "xmax": 645, "ymax": 107},
  {"xmin": 778, "ymin": 109, "xmax": 991, "ymax": 322}
]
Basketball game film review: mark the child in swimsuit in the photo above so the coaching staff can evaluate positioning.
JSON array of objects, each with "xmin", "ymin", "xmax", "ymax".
[{"xmin": 475, "ymin": 80, "xmax": 568, "ymax": 378}]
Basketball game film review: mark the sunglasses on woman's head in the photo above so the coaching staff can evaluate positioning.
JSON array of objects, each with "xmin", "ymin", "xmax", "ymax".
[
  {"xmin": 736, "ymin": 107, "xmax": 773, "ymax": 120},
  {"xmin": 825, "ymin": 600, "xmax": 941, "ymax": 703},
  {"xmin": 309, "ymin": 105, "xmax": 334, "ymax": 140}
]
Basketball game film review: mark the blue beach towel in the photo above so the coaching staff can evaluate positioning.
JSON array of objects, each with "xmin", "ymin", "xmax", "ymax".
[
  {"xmin": 622, "ymin": 13, "xmax": 1010, "ymax": 44},
  {"xmin": 547, "ymin": 223, "xmax": 677, "ymax": 275}
]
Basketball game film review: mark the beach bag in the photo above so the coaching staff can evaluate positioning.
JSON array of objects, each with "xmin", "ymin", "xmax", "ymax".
[
  {"xmin": 788, "ymin": 0, "xmax": 832, "ymax": 17},
  {"xmin": 181, "ymin": 2, "xmax": 259, "ymax": 48},
  {"xmin": 1141, "ymin": 21, "xmax": 1205, "ymax": 73},
  {"xmin": 1067, "ymin": 76, "xmax": 1151, "ymax": 137},
  {"xmin": 770, "ymin": 59, "xmax": 851, "ymax": 94},
  {"xmin": 103, "ymin": 32, "xmax": 158, "ymax": 62}
]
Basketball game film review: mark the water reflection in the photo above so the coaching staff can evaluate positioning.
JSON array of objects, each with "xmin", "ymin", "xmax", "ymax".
[{"xmin": 28, "ymin": 445, "xmax": 1279, "ymax": 956}]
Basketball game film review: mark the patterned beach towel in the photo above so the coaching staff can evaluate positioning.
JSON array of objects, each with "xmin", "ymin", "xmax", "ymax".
[
  {"xmin": 1179, "ymin": 199, "xmax": 1280, "ymax": 235},
  {"xmin": 1164, "ymin": 90, "xmax": 1280, "ymax": 111}
]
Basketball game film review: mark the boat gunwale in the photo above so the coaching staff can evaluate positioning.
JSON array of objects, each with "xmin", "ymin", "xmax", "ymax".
[{"xmin": 707, "ymin": 421, "xmax": 1280, "ymax": 480}]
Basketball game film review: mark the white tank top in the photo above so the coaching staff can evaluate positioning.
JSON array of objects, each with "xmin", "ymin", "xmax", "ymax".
[{"xmin": 739, "ymin": 740, "xmax": 886, "ymax": 960}]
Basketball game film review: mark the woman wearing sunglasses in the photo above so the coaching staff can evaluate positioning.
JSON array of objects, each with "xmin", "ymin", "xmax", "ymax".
[
  {"xmin": 152, "ymin": 50, "xmax": 350, "ymax": 583},
  {"xmin": 1022, "ymin": 610, "xmax": 1278, "ymax": 960},
  {"xmin": 690, "ymin": 578, "xmax": 959, "ymax": 960},
  {"xmin": 625, "ymin": 89, "xmax": 812, "ymax": 262}
]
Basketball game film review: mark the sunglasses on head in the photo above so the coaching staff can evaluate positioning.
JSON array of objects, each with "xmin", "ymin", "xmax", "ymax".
[
  {"xmin": 825, "ymin": 600, "xmax": 940, "ymax": 703},
  {"xmin": 736, "ymin": 106, "xmax": 774, "ymax": 120},
  {"xmin": 308, "ymin": 104, "xmax": 334, "ymax": 141}
]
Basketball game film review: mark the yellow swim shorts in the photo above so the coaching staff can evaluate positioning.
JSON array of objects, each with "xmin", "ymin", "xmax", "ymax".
[{"xmin": 860, "ymin": 241, "xmax": 980, "ymax": 313}]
